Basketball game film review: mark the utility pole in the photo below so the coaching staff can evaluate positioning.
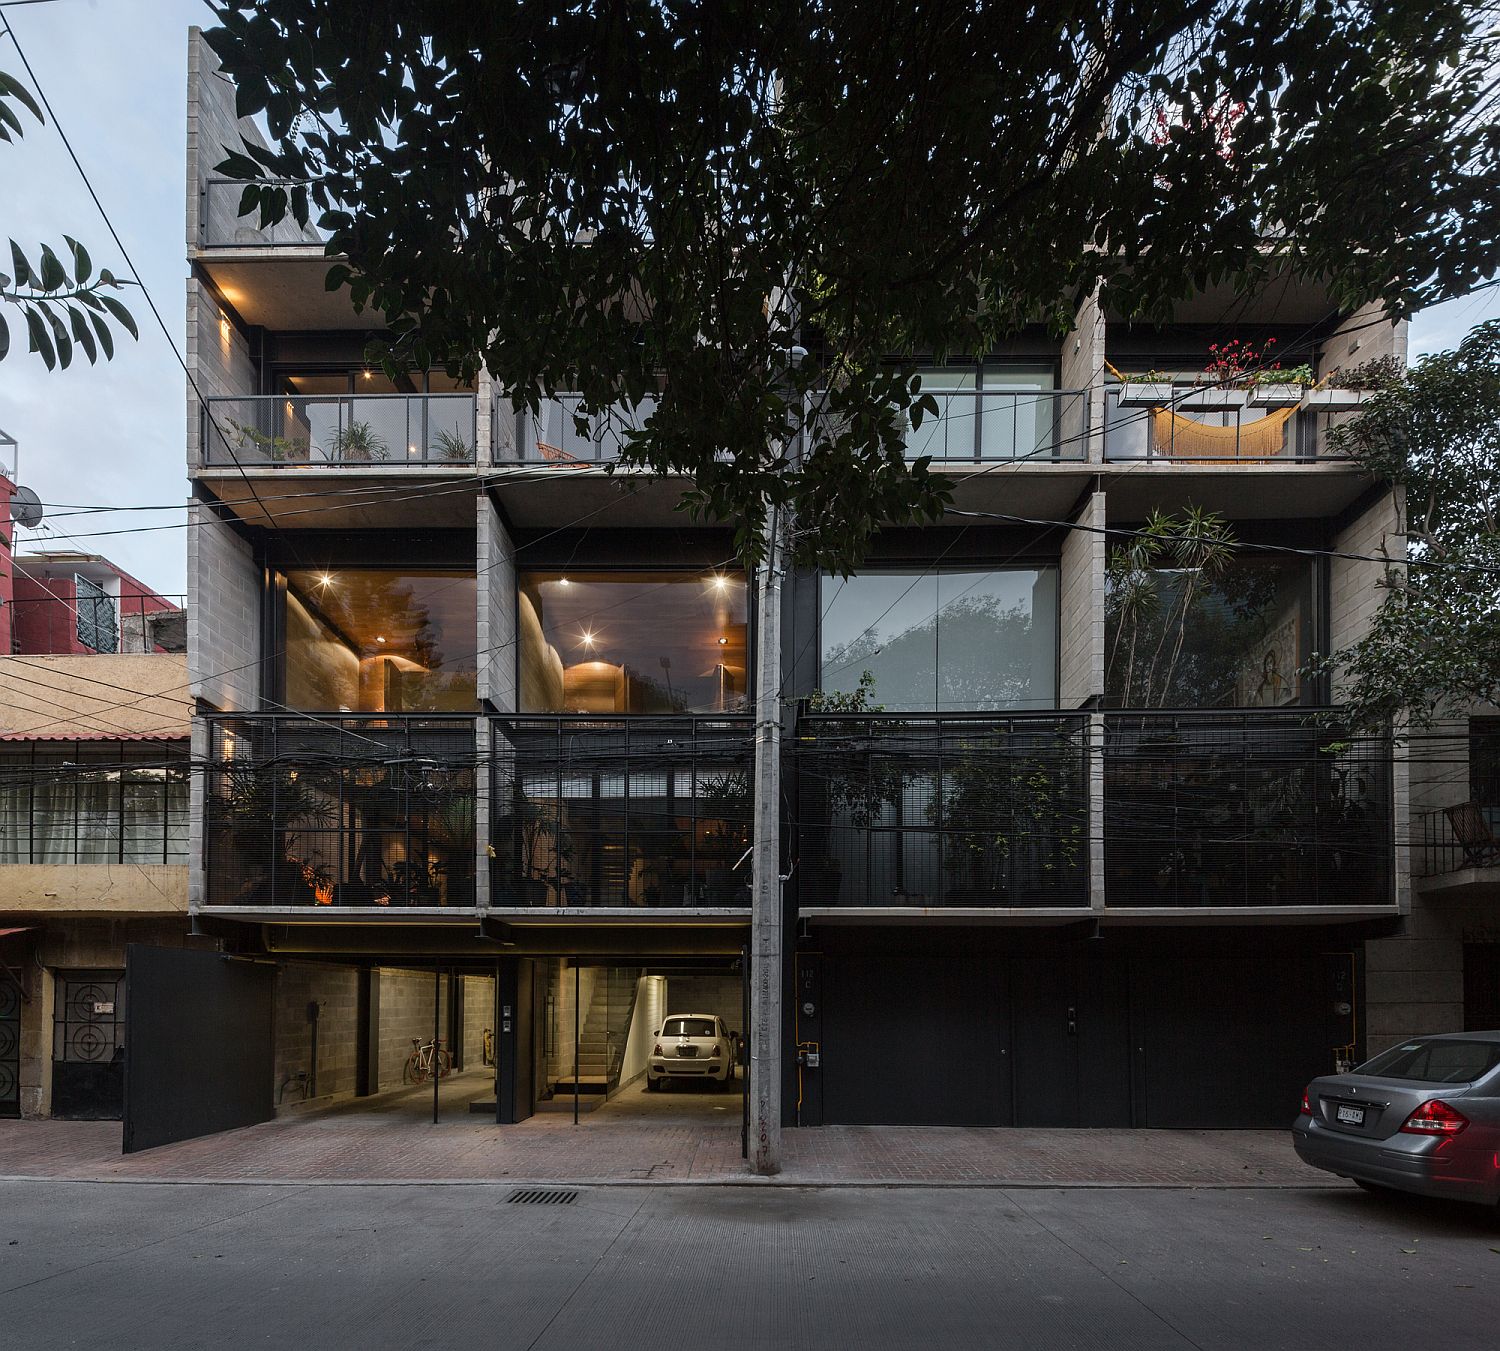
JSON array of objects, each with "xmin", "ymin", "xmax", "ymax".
[{"xmin": 750, "ymin": 490, "xmax": 784, "ymax": 1175}]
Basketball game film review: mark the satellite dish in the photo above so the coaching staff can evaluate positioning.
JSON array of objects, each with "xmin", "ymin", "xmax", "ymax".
[{"xmin": 9, "ymin": 486, "xmax": 43, "ymax": 529}]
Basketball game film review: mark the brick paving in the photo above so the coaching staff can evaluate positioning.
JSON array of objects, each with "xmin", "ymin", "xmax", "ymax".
[{"xmin": 0, "ymin": 1078, "xmax": 1327, "ymax": 1188}]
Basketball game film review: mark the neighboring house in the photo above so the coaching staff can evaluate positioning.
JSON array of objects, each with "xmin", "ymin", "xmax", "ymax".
[
  {"xmin": 138, "ymin": 28, "xmax": 1486, "ymax": 1149},
  {"xmin": 0, "ymin": 648, "xmax": 193, "ymax": 1121},
  {"xmin": 8, "ymin": 551, "xmax": 185, "ymax": 656}
]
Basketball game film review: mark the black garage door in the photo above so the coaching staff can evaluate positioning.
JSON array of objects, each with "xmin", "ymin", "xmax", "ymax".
[
  {"xmin": 816, "ymin": 947, "xmax": 1344, "ymax": 1129},
  {"xmin": 123, "ymin": 945, "xmax": 275, "ymax": 1153}
]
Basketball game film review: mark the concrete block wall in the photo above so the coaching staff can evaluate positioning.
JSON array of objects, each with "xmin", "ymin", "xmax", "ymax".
[
  {"xmin": 272, "ymin": 962, "xmax": 359, "ymax": 1106},
  {"xmin": 1316, "ymin": 306, "xmax": 1408, "ymax": 381},
  {"xmin": 377, "ymin": 968, "xmax": 451, "ymax": 1087},
  {"xmin": 186, "ymin": 279, "xmax": 258, "ymax": 468},
  {"xmin": 1058, "ymin": 490, "xmax": 1104, "ymax": 707},
  {"xmin": 1363, "ymin": 897, "xmax": 1490, "ymax": 1052},
  {"xmin": 461, "ymin": 975, "xmax": 492, "ymax": 1069},
  {"xmin": 1329, "ymin": 490, "xmax": 1403, "ymax": 700},
  {"xmin": 1060, "ymin": 287, "xmax": 1105, "ymax": 463},
  {"xmin": 187, "ymin": 500, "xmax": 259, "ymax": 712},
  {"xmin": 663, "ymin": 971, "xmax": 744, "ymax": 1039}
]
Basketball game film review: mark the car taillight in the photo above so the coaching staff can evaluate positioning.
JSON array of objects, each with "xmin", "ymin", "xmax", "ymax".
[
  {"xmin": 654, "ymin": 1043, "xmax": 663, "ymax": 1057},
  {"xmin": 1400, "ymin": 1099, "xmax": 1469, "ymax": 1136},
  {"xmin": 1301, "ymin": 1087, "xmax": 1311, "ymax": 1116},
  {"xmin": 711, "ymin": 1044, "xmax": 722, "ymax": 1058}
]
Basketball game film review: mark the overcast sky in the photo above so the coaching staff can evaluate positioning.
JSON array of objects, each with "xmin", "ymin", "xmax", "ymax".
[{"xmin": 1, "ymin": 0, "xmax": 1497, "ymax": 598}]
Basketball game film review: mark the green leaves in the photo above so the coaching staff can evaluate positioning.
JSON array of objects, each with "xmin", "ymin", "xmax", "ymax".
[
  {"xmin": 0, "ymin": 68, "xmax": 43, "ymax": 143},
  {"xmin": 1, "ymin": 238, "xmax": 138, "ymax": 370},
  {"xmin": 203, "ymin": 1, "xmax": 1500, "ymax": 568}
]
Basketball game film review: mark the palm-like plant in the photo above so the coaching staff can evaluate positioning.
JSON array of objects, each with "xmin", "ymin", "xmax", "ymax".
[{"xmin": 330, "ymin": 419, "xmax": 389, "ymax": 461}]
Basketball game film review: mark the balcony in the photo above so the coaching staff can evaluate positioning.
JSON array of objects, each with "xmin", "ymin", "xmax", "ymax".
[
  {"xmin": 793, "ymin": 713, "xmax": 1090, "ymax": 911},
  {"xmin": 490, "ymin": 715, "xmax": 754, "ymax": 909},
  {"xmin": 201, "ymin": 394, "xmax": 478, "ymax": 468},
  {"xmin": 1103, "ymin": 711, "xmax": 1391, "ymax": 910},
  {"xmin": 896, "ymin": 388, "xmax": 1090, "ymax": 463},
  {"xmin": 1412, "ymin": 803, "xmax": 1500, "ymax": 902},
  {"xmin": 496, "ymin": 394, "xmax": 660, "ymax": 465},
  {"xmin": 202, "ymin": 715, "xmax": 477, "ymax": 910},
  {"xmin": 1103, "ymin": 386, "xmax": 1363, "ymax": 464},
  {"xmin": 199, "ymin": 179, "xmax": 330, "ymax": 250}
]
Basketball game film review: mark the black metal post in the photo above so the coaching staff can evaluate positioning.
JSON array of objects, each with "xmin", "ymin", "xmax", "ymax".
[
  {"xmin": 573, "ymin": 962, "xmax": 580, "ymax": 1126},
  {"xmin": 433, "ymin": 962, "xmax": 441, "ymax": 1125},
  {"xmin": 741, "ymin": 944, "xmax": 750, "ymax": 1159}
]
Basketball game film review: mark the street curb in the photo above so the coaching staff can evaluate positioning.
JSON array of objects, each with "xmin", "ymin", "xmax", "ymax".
[{"xmin": 0, "ymin": 1173, "xmax": 1344, "ymax": 1191}]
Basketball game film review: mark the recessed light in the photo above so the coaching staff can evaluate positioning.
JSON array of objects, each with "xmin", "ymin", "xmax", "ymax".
[
  {"xmin": 580, "ymin": 630, "xmax": 596, "ymax": 649},
  {"xmin": 317, "ymin": 573, "xmax": 335, "ymax": 587},
  {"xmin": 375, "ymin": 635, "xmax": 386, "ymax": 644},
  {"xmin": 718, "ymin": 636, "xmax": 729, "ymax": 646}
]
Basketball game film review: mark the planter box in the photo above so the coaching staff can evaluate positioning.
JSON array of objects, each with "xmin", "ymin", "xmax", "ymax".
[
  {"xmin": 1174, "ymin": 388, "xmax": 1249, "ymax": 412},
  {"xmin": 1302, "ymin": 388, "xmax": 1372, "ymax": 412},
  {"xmin": 1116, "ymin": 382, "xmax": 1173, "ymax": 407},
  {"xmin": 1246, "ymin": 386, "xmax": 1308, "ymax": 408}
]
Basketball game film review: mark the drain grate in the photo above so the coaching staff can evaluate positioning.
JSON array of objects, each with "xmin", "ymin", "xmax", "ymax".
[{"xmin": 506, "ymin": 1188, "xmax": 578, "ymax": 1205}]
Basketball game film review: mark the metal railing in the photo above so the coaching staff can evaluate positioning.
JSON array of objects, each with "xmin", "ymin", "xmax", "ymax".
[
  {"xmin": 1415, "ymin": 804, "xmax": 1500, "ymax": 878},
  {"xmin": 1103, "ymin": 388, "xmax": 1360, "ymax": 463},
  {"xmin": 1102, "ymin": 710, "xmax": 1391, "ymax": 907},
  {"xmin": 200, "ymin": 179, "xmax": 331, "ymax": 249},
  {"xmin": 893, "ymin": 388, "xmax": 1090, "ymax": 463},
  {"xmin": 202, "ymin": 715, "xmax": 478, "ymax": 908},
  {"xmin": 792, "ymin": 712, "xmax": 1091, "ymax": 908},
  {"xmin": 497, "ymin": 394, "xmax": 660, "ymax": 465},
  {"xmin": 202, "ymin": 394, "xmax": 478, "ymax": 467},
  {"xmin": 490, "ymin": 715, "xmax": 754, "ymax": 907}
]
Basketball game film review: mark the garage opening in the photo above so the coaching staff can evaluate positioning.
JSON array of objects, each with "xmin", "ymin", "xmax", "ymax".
[{"xmin": 526, "ymin": 957, "xmax": 746, "ymax": 1126}]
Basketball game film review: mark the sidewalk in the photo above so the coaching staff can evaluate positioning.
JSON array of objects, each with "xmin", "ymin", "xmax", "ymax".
[{"xmin": 0, "ymin": 1082, "xmax": 1325, "ymax": 1187}]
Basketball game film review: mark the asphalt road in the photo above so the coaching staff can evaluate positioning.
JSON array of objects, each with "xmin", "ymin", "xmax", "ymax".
[{"xmin": 2, "ymin": 1181, "xmax": 1497, "ymax": 1349}]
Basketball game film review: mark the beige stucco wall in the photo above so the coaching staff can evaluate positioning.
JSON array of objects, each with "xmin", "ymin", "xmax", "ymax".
[
  {"xmin": 0, "ymin": 653, "xmax": 190, "ymax": 738},
  {"xmin": 0, "ymin": 864, "xmax": 188, "ymax": 915}
]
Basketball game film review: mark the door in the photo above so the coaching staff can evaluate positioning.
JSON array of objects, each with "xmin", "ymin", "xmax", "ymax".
[
  {"xmin": 52, "ymin": 970, "xmax": 125, "ymax": 1120},
  {"xmin": 1464, "ymin": 944, "xmax": 1500, "ymax": 1031},
  {"xmin": 123, "ymin": 945, "xmax": 274, "ymax": 1153},
  {"xmin": 0, "ymin": 975, "xmax": 19, "ymax": 1119},
  {"xmin": 822, "ymin": 954, "xmax": 1009, "ymax": 1126}
]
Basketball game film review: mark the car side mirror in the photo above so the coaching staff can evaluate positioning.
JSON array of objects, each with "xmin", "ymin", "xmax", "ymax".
[{"xmin": 652, "ymin": 1029, "xmax": 659, "ymax": 1037}]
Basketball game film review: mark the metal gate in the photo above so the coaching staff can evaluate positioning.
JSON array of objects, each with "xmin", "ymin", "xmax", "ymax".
[
  {"xmin": 52, "ymin": 970, "xmax": 126, "ymax": 1119},
  {"xmin": 0, "ymin": 977, "xmax": 19, "ymax": 1119},
  {"xmin": 123, "ymin": 945, "xmax": 275, "ymax": 1153}
]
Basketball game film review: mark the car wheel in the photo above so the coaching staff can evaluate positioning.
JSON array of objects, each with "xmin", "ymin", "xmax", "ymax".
[{"xmin": 646, "ymin": 1076, "xmax": 660, "ymax": 1092}]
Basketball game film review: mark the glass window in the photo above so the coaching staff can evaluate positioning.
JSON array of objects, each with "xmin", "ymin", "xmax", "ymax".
[
  {"xmin": 663, "ymin": 1017, "xmax": 717, "ymax": 1038},
  {"xmin": 820, "ymin": 568, "xmax": 1058, "ymax": 711},
  {"xmin": 281, "ymin": 569, "xmax": 478, "ymax": 713},
  {"xmin": 1356, "ymin": 1038, "xmax": 1500, "ymax": 1084},
  {"xmin": 1105, "ymin": 557, "xmax": 1314, "ymax": 708},
  {"xmin": 75, "ymin": 576, "xmax": 118, "ymax": 653},
  {"xmin": 518, "ymin": 572, "xmax": 748, "ymax": 714}
]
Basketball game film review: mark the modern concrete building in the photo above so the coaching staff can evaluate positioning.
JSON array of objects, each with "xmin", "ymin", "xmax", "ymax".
[{"xmin": 121, "ymin": 29, "xmax": 1495, "ymax": 1151}]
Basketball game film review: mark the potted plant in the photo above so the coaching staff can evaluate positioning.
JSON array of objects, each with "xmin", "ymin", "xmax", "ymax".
[
  {"xmin": 432, "ymin": 426, "xmax": 473, "ymax": 462},
  {"xmin": 212, "ymin": 765, "xmax": 336, "ymax": 905},
  {"xmin": 697, "ymin": 770, "xmax": 751, "ymax": 904},
  {"xmin": 330, "ymin": 419, "xmax": 390, "ymax": 462},
  {"xmin": 495, "ymin": 786, "xmax": 570, "ymax": 905},
  {"xmin": 224, "ymin": 417, "xmax": 310, "ymax": 465}
]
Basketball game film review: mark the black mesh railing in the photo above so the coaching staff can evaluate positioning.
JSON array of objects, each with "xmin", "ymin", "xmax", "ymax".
[
  {"xmin": 204, "ymin": 715, "xmax": 477, "ymax": 908},
  {"xmin": 792, "ymin": 713, "xmax": 1090, "ymax": 908},
  {"xmin": 1102, "ymin": 710, "xmax": 1391, "ymax": 907},
  {"xmin": 490, "ymin": 716, "xmax": 754, "ymax": 907}
]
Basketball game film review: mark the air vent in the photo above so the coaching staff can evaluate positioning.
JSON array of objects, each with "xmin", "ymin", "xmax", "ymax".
[{"xmin": 506, "ymin": 1188, "xmax": 578, "ymax": 1205}]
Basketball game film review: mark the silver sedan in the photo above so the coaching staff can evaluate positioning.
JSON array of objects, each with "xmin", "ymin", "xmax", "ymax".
[{"xmin": 1293, "ymin": 1031, "xmax": 1500, "ymax": 1208}]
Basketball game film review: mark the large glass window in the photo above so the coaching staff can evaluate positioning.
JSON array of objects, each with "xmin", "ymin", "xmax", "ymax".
[
  {"xmin": 905, "ymin": 362, "xmax": 1057, "ymax": 461},
  {"xmin": 281, "ymin": 569, "xmax": 477, "ymax": 713},
  {"xmin": 1104, "ymin": 557, "xmax": 1315, "ymax": 707},
  {"xmin": 518, "ymin": 572, "xmax": 748, "ymax": 714},
  {"xmin": 820, "ymin": 568, "xmax": 1059, "ymax": 711}
]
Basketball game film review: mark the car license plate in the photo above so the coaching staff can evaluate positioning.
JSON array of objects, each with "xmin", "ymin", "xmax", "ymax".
[
  {"xmin": 1336, "ymin": 1103, "xmax": 1366, "ymax": 1126},
  {"xmin": 677, "ymin": 1045, "xmax": 698, "ymax": 1057}
]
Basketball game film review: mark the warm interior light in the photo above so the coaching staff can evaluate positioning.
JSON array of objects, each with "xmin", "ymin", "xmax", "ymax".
[
  {"xmin": 580, "ymin": 629, "xmax": 596, "ymax": 649},
  {"xmin": 718, "ymin": 636, "xmax": 729, "ymax": 646},
  {"xmin": 710, "ymin": 575, "xmax": 728, "ymax": 591},
  {"xmin": 317, "ymin": 572, "xmax": 335, "ymax": 588},
  {"xmin": 558, "ymin": 577, "xmax": 571, "ymax": 587},
  {"xmin": 375, "ymin": 635, "xmax": 386, "ymax": 644},
  {"xmin": 361, "ymin": 369, "xmax": 373, "ymax": 381}
]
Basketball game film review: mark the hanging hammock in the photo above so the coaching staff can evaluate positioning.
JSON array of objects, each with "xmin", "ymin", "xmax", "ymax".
[{"xmin": 1151, "ymin": 405, "xmax": 1296, "ymax": 461}]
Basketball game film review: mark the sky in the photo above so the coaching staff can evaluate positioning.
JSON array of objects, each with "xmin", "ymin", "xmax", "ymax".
[{"xmin": 0, "ymin": 0, "xmax": 1497, "ymax": 599}]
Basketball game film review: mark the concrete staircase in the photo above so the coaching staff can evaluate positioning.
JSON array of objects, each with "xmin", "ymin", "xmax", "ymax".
[{"xmin": 551, "ymin": 967, "xmax": 641, "ymax": 1096}]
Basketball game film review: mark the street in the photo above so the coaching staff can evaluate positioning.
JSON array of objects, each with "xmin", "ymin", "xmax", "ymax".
[{"xmin": 2, "ymin": 1180, "xmax": 1497, "ymax": 1350}]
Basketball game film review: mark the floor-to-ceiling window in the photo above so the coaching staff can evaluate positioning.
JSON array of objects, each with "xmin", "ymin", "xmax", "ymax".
[
  {"xmin": 518, "ymin": 571, "xmax": 749, "ymax": 714},
  {"xmin": 819, "ymin": 567, "xmax": 1059, "ymax": 710}
]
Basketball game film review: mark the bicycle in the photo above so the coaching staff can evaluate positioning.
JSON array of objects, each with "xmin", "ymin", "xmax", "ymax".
[{"xmin": 403, "ymin": 1036, "xmax": 452, "ymax": 1084}]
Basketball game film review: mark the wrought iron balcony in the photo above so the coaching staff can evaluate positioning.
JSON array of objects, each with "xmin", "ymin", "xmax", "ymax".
[
  {"xmin": 202, "ymin": 394, "xmax": 478, "ymax": 468},
  {"xmin": 490, "ymin": 715, "xmax": 754, "ymax": 908},
  {"xmin": 202, "ymin": 715, "xmax": 477, "ymax": 909},
  {"xmin": 792, "ymin": 713, "xmax": 1091, "ymax": 909},
  {"xmin": 1102, "ymin": 710, "xmax": 1391, "ymax": 907},
  {"xmin": 1414, "ymin": 803, "xmax": 1500, "ymax": 879}
]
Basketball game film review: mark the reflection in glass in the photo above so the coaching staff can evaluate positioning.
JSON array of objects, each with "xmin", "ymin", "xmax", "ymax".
[
  {"xmin": 519, "ymin": 572, "xmax": 748, "ymax": 713},
  {"xmin": 820, "ymin": 569, "xmax": 1058, "ymax": 711},
  {"xmin": 281, "ymin": 569, "xmax": 477, "ymax": 713},
  {"xmin": 1104, "ymin": 558, "xmax": 1313, "ymax": 707}
]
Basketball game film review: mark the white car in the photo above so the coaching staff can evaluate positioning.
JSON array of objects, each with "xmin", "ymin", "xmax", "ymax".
[{"xmin": 647, "ymin": 1014, "xmax": 737, "ymax": 1090}]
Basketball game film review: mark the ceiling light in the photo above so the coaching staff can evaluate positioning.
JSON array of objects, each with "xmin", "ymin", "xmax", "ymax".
[
  {"xmin": 718, "ymin": 636, "xmax": 729, "ymax": 646},
  {"xmin": 710, "ymin": 575, "xmax": 728, "ymax": 591},
  {"xmin": 375, "ymin": 635, "xmax": 386, "ymax": 644},
  {"xmin": 558, "ymin": 577, "xmax": 571, "ymax": 587},
  {"xmin": 317, "ymin": 572, "xmax": 335, "ymax": 587},
  {"xmin": 361, "ymin": 369, "xmax": 373, "ymax": 381},
  {"xmin": 580, "ymin": 629, "xmax": 596, "ymax": 649}
]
